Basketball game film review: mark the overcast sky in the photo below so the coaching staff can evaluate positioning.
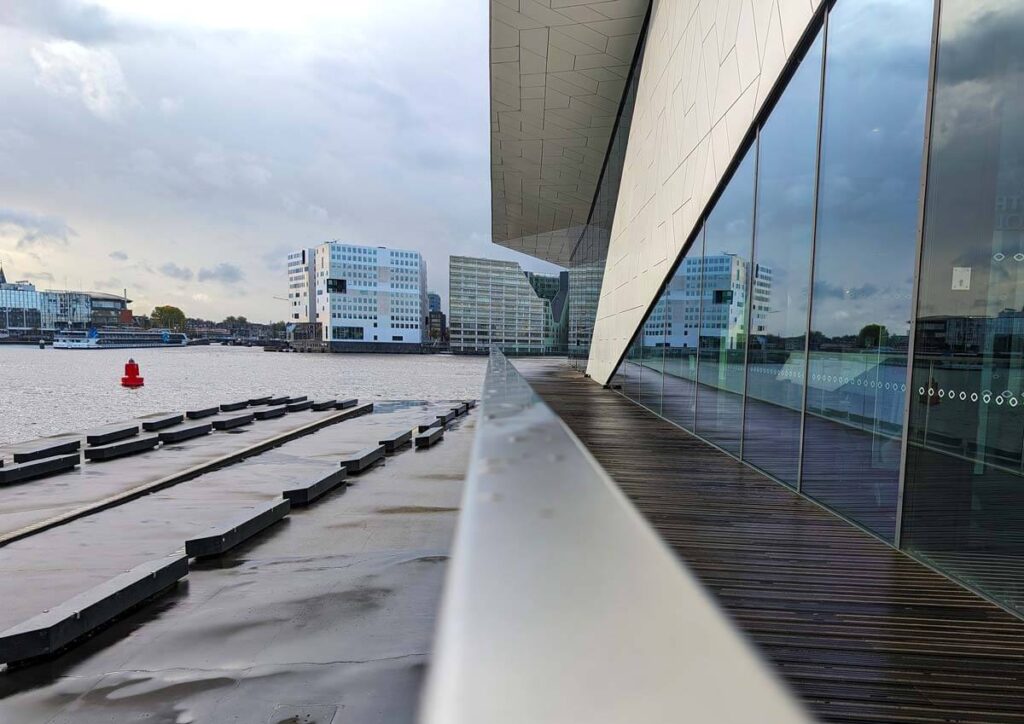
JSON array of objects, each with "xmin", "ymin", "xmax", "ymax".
[{"xmin": 0, "ymin": 0, "xmax": 559, "ymax": 321}]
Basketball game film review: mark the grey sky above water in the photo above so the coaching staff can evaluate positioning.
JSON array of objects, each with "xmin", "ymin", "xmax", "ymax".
[{"xmin": 0, "ymin": 0, "xmax": 560, "ymax": 320}]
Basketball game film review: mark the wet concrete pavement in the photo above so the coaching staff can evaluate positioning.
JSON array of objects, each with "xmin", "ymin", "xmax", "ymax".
[
  {"xmin": 0, "ymin": 400, "xmax": 471, "ymax": 723},
  {"xmin": 0, "ymin": 403, "xmax": 362, "ymax": 540}
]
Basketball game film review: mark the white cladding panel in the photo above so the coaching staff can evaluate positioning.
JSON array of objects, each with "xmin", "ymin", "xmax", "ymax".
[{"xmin": 587, "ymin": 0, "xmax": 822, "ymax": 383}]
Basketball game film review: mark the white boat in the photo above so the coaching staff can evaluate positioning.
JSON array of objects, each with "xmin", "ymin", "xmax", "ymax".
[{"xmin": 53, "ymin": 328, "xmax": 189, "ymax": 349}]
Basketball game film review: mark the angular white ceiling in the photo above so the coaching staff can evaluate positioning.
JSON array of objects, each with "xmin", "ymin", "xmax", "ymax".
[{"xmin": 490, "ymin": 0, "xmax": 649, "ymax": 266}]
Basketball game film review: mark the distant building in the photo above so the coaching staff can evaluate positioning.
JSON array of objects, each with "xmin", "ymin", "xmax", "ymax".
[
  {"xmin": 427, "ymin": 310, "xmax": 448, "ymax": 345},
  {"xmin": 448, "ymin": 256, "xmax": 568, "ymax": 355},
  {"xmin": 427, "ymin": 291, "xmax": 441, "ymax": 313},
  {"xmin": 287, "ymin": 241, "xmax": 427, "ymax": 350},
  {"xmin": 0, "ymin": 265, "xmax": 131, "ymax": 334}
]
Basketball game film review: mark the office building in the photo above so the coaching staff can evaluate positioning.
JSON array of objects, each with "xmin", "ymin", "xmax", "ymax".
[
  {"xmin": 427, "ymin": 310, "xmax": 447, "ymax": 346},
  {"xmin": 287, "ymin": 241, "xmax": 427, "ymax": 349},
  {"xmin": 427, "ymin": 291, "xmax": 441, "ymax": 314},
  {"xmin": 488, "ymin": 0, "xmax": 1024, "ymax": 620},
  {"xmin": 449, "ymin": 256, "xmax": 567, "ymax": 355},
  {"xmin": 0, "ymin": 266, "xmax": 130, "ymax": 333}
]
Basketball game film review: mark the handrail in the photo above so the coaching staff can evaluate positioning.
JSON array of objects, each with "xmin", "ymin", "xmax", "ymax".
[{"xmin": 420, "ymin": 347, "xmax": 812, "ymax": 723}]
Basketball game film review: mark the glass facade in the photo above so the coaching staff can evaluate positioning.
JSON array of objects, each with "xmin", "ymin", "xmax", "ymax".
[
  {"xmin": 902, "ymin": 0, "xmax": 1024, "ymax": 613},
  {"xmin": 605, "ymin": 0, "xmax": 1024, "ymax": 616}
]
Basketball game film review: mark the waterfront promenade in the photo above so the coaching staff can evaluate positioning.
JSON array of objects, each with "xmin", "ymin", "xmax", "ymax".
[{"xmin": 0, "ymin": 396, "xmax": 474, "ymax": 722}]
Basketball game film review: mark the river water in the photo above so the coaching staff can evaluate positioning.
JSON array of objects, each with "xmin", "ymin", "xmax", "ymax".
[{"xmin": 0, "ymin": 345, "xmax": 488, "ymax": 446}]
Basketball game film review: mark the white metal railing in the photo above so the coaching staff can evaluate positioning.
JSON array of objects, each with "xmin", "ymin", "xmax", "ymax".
[{"xmin": 420, "ymin": 347, "xmax": 813, "ymax": 724}]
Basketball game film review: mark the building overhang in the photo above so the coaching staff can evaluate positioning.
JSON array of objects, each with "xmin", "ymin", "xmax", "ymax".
[{"xmin": 489, "ymin": 0, "xmax": 648, "ymax": 266}]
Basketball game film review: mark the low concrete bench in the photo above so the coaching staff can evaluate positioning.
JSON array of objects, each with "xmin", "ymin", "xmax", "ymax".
[
  {"xmin": 185, "ymin": 499, "xmax": 290, "ymax": 557},
  {"xmin": 0, "ymin": 554, "xmax": 188, "ymax": 666},
  {"xmin": 220, "ymin": 400, "xmax": 249, "ymax": 412},
  {"xmin": 379, "ymin": 429, "xmax": 412, "ymax": 453},
  {"xmin": 436, "ymin": 410, "xmax": 457, "ymax": 427},
  {"xmin": 186, "ymin": 405, "xmax": 220, "ymax": 420},
  {"xmin": 415, "ymin": 427, "xmax": 444, "ymax": 449},
  {"xmin": 86, "ymin": 423, "xmax": 139, "ymax": 447},
  {"xmin": 454, "ymin": 402, "xmax": 470, "ymax": 416},
  {"xmin": 418, "ymin": 420, "xmax": 441, "ymax": 433},
  {"xmin": 282, "ymin": 468, "xmax": 347, "ymax": 506},
  {"xmin": 311, "ymin": 399, "xmax": 337, "ymax": 411},
  {"xmin": 212, "ymin": 413, "xmax": 254, "ymax": 430},
  {"xmin": 11, "ymin": 438, "xmax": 80, "ymax": 464},
  {"xmin": 254, "ymin": 406, "xmax": 287, "ymax": 420},
  {"xmin": 339, "ymin": 445, "xmax": 385, "ymax": 474},
  {"xmin": 158, "ymin": 422, "xmax": 211, "ymax": 444},
  {"xmin": 84, "ymin": 435, "xmax": 160, "ymax": 462},
  {"xmin": 286, "ymin": 399, "xmax": 314, "ymax": 412},
  {"xmin": 466, "ymin": 399, "xmax": 477, "ymax": 410},
  {"xmin": 267, "ymin": 396, "xmax": 289, "ymax": 406},
  {"xmin": 336, "ymin": 398, "xmax": 358, "ymax": 409},
  {"xmin": 141, "ymin": 413, "xmax": 184, "ymax": 432},
  {"xmin": 248, "ymin": 395, "xmax": 272, "ymax": 406},
  {"xmin": 0, "ymin": 454, "xmax": 80, "ymax": 486},
  {"xmin": 283, "ymin": 395, "xmax": 308, "ymax": 404}
]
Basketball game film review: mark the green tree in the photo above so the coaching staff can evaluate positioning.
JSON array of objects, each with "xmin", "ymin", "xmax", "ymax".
[
  {"xmin": 151, "ymin": 305, "xmax": 186, "ymax": 331},
  {"xmin": 856, "ymin": 323, "xmax": 889, "ymax": 349}
]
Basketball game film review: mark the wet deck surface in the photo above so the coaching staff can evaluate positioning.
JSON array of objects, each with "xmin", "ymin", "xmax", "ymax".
[
  {"xmin": 0, "ymin": 401, "xmax": 472, "ymax": 723},
  {"xmin": 0, "ymin": 404, "xmax": 353, "ymax": 539},
  {"xmin": 516, "ymin": 359, "xmax": 1024, "ymax": 724}
]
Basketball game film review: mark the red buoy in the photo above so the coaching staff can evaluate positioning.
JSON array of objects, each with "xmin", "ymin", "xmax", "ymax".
[{"xmin": 121, "ymin": 358, "xmax": 145, "ymax": 388}]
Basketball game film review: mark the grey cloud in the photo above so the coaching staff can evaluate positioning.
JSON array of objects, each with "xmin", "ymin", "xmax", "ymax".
[
  {"xmin": 22, "ymin": 270, "xmax": 55, "ymax": 282},
  {"xmin": 93, "ymin": 276, "xmax": 122, "ymax": 290},
  {"xmin": 159, "ymin": 262, "xmax": 193, "ymax": 281},
  {"xmin": 0, "ymin": 207, "xmax": 75, "ymax": 248},
  {"xmin": 198, "ymin": 262, "xmax": 244, "ymax": 284},
  {"xmin": 0, "ymin": 0, "xmax": 148, "ymax": 45},
  {"xmin": 813, "ymin": 282, "xmax": 879, "ymax": 301},
  {"xmin": 109, "ymin": 250, "xmax": 128, "ymax": 260}
]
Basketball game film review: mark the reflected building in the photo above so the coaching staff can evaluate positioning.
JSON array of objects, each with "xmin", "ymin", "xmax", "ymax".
[{"xmin": 486, "ymin": 0, "xmax": 1024, "ymax": 618}]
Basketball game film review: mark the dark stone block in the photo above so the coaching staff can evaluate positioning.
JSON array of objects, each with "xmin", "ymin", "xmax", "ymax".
[
  {"xmin": 11, "ymin": 439, "xmax": 80, "ymax": 464},
  {"xmin": 185, "ymin": 499, "xmax": 290, "ymax": 557},
  {"xmin": 248, "ymin": 395, "xmax": 272, "ymax": 406},
  {"xmin": 141, "ymin": 413, "xmax": 184, "ymax": 432},
  {"xmin": 415, "ymin": 427, "xmax": 444, "ymax": 449},
  {"xmin": 212, "ymin": 413, "xmax": 254, "ymax": 430},
  {"xmin": 267, "ymin": 396, "xmax": 289, "ymax": 406},
  {"xmin": 311, "ymin": 399, "xmax": 337, "ymax": 411},
  {"xmin": 158, "ymin": 423, "xmax": 211, "ymax": 444},
  {"xmin": 86, "ymin": 423, "xmax": 139, "ymax": 447},
  {"xmin": 417, "ymin": 419, "xmax": 441, "ymax": 433},
  {"xmin": 336, "ymin": 398, "xmax": 358, "ymax": 409},
  {"xmin": 379, "ymin": 429, "xmax": 412, "ymax": 453},
  {"xmin": 282, "ymin": 468, "xmax": 347, "ymax": 506},
  {"xmin": 220, "ymin": 401, "xmax": 249, "ymax": 412},
  {"xmin": 84, "ymin": 435, "xmax": 160, "ymax": 461},
  {"xmin": 285, "ymin": 399, "xmax": 314, "ymax": 412},
  {"xmin": 0, "ymin": 454, "xmax": 79, "ymax": 486},
  {"xmin": 339, "ymin": 445, "xmax": 385, "ymax": 474},
  {"xmin": 0, "ymin": 554, "xmax": 188, "ymax": 666},
  {"xmin": 186, "ymin": 405, "xmax": 219, "ymax": 419},
  {"xmin": 283, "ymin": 395, "xmax": 308, "ymax": 404},
  {"xmin": 254, "ymin": 406, "xmax": 287, "ymax": 420},
  {"xmin": 436, "ymin": 410, "xmax": 456, "ymax": 426}
]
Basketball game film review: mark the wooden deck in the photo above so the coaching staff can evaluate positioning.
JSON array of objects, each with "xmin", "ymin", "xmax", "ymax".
[{"xmin": 516, "ymin": 359, "xmax": 1024, "ymax": 724}]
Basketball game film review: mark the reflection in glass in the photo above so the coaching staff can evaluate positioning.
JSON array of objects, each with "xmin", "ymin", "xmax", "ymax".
[
  {"xmin": 639, "ymin": 298, "xmax": 666, "ymax": 414},
  {"xmin": 696, "ymin": 147, "xmax": 756, "ymax": 454},
  {"xmin": 741, "ymin": 32, "xmax": 824, "ymax": 487},
  {"xmin": 661, "ymin": 228, "xmax": 704, "ymax": 431},
  {"xmin": 621, "ymin": 333, "xmax": 643, "ymax": 403},
  {"xmin": 902, "ymin": 0, "xmax": 1024, "ymax": 615},
  {"xmin": 801, "ymin": 0, "xmax": 931, "ymax": 540}
]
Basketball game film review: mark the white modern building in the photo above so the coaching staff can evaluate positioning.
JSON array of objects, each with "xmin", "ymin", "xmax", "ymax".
[
  {"xmin": 449, "ymin": 255, "xmax": 567, "ymax": 355},
  {"xmin": 288, "ymin": 242, "xmax": 427, "ymax": 349}
]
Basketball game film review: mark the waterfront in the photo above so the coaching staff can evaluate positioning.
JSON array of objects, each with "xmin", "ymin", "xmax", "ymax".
[{"xmin": 0, "ymin": 346, "xmax": 486, "ymax": 446}]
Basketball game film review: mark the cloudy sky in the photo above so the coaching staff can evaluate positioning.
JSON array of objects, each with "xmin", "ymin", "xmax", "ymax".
[{"xmin": 0, "ymin": 0, "xmax": 558, "ymax": 321}]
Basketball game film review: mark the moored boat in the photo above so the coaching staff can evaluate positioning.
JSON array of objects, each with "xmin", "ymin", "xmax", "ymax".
[{"xmin": 53, "ymin": 328, "xmax": 189, "ymax": 349}]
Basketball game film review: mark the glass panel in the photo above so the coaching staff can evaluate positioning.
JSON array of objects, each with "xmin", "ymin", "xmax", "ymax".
[
  {"xmin": 696, "ymin": 147, "xmax": 756, "ymax": 454},
  {"xmin": 902, "ymin": 0, "xmax": 1024, "ymax": 615},
  {"xmin": 662, "ymin": 228, "xmax": 704, "ymax": 431},
  {"xmin": 621, "ymin": 333, "xmax": 643, "ymax": 403},
  {"xmin": 801, "ymin": 0, "xmax": 932, "ymax": 540},
  {"xmin": 639, "ymin": 298, "xmax": 667, "ymax": 415},
  {"xmin": 742, "ymin": 31, "xmax": 824, "ymax": 487}
]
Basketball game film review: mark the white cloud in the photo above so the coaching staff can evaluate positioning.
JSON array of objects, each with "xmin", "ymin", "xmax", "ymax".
[
  {"xmin": 158, "ymin": 96, "xmax": 182, "ymax": 114},
  {"xmin": 30, "ymin": 39, "xmax": 132, "ymax": 120}
]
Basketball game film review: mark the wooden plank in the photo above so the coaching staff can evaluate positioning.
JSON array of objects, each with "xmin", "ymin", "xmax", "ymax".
[
  {"xmin": 0, "ymin": 555, "xmax": 188, "ymax": 665},
  {"xmin": 185, "ymin": 499, "xmax": 290, "ymax": 557},
  {"xmin": 519, "ymin": 362, "xmax": 1024, "ymax": 724},
  {"xmin": 84, "ymin": 435, "xmax": 160, "ymax": 462},
  {"xmin": 0, "ymin": 454, "xmax": 79, "ymax": 486}
]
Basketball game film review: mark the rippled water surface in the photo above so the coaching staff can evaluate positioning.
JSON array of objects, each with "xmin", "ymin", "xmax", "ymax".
[{"xmin": 0, "ymin": 345, "xmax": 487, "ymax": 445}]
